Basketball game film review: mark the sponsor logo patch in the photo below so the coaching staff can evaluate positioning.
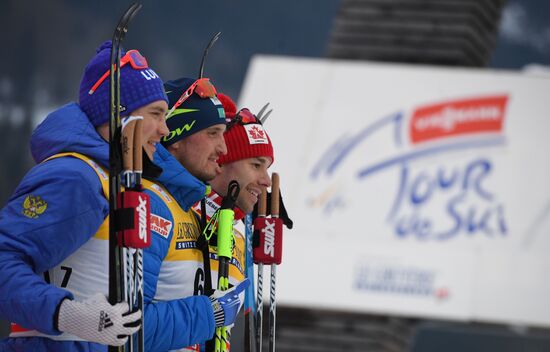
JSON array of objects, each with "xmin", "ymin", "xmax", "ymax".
[
  {"xmin": 151, "ymin": 184, "xmax": 172, "ymax": 203},
  {"xmin": 22, "ymin": 195, "xmax": 48, "ymax": 219},
  {"xmin": 163, "ymin": 121, "xmax": 197, "ymax": 142},
  {"xmin": 410, "ymin": 95, "xmax": 508, "ymax": 143},
  {"xmin": 87, "ymin": 159, "xmax": 108, "ymax": 180},
  {"xmin": 244, "ymin": 124, "xmax": 268, "ymax": 145},
  {"xmin": 140, "ymin": 69, "xmax": 160, "ymax": 81},
  {"xmin": 211, "ymin": 96, "xmax": 222, "ymax": 106},
  {"xmin": 175, "ymin": 241, "xmax": 198, "ymax": 250},
  {"xmin": 166, "ymin": 108, "xmax": 199, "ymax": 120},
  {"xmin": 176, "ymin": 222, "xmax": 199, "ymax": 241},
  {"xmin": 151, "ymin": 214, "xmax": 172, "ymax": 239}
]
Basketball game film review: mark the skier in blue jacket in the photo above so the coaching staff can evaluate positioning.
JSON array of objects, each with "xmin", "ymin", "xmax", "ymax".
[
  {"xmin": 0, "ymin": 40, "xmax": 169, "ymax": 351},
  {"xmin": 141, "ymin": 77, "xmax": 250, "ymax": 352}
]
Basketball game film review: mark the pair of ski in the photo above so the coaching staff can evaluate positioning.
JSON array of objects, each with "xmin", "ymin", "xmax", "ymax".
[
  {"xmin": 108, "ymin": 3, "xmax": 149, "ymax": 352},
  {"xmin": 245, "ymin": 173, "xmax": 283, "ymax": 352}
]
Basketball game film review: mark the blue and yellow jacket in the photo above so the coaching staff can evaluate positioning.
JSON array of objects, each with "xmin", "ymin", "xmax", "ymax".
[
  {"xmin": 0, "ymin": 103, "xmax": 110, "ymax": 351},
  {"xmin": 142, "ymin": 145, "xmax": 216, "ymax": 352}
]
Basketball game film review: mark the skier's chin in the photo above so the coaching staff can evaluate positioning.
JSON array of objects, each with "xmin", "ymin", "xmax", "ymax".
[{"xmin": 143, "ymin": 145, "xmax": 155, "ymax": 160}]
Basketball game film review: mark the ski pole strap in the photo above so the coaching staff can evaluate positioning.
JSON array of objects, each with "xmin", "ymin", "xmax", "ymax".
[
  {"xmin": 203, "ymin": 210, "xmax": 219, "ymax": 242},
  {"xmin": 220, "ymin": 181, "xmax": 239, "ymax": 209},
  {"xmin": 116, "ymin": 190, "xmax": 150, "ymax": 248},
  {"xmin": 243, "ymin": 213, "xmax": 257, "ymax": 352}
]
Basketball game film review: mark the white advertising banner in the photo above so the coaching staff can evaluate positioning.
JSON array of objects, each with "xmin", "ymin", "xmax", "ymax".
[{"xmin": 240, "ymin": 55, "xmax": 550, "ymax": 327}]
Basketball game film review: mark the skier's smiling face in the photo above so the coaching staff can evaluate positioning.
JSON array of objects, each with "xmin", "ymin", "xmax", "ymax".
[
  {"xmin": 132, "ymin": 100, "xmax": 169, "ymax": 159},
  {"xmin": 212, "ymin": 156, "xmax": 272, "ymax": 213},
  {"xmin": 169, "ymin": 124, "xmax": 228, "ymax": 182}
]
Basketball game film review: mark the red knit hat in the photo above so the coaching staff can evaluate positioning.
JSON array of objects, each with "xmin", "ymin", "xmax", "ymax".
[{"xmin": 217, "ymin": 93, "xmax": 274, "ymax": 166}]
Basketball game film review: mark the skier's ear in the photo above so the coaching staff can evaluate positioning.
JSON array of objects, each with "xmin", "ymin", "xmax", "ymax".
[
  {"xmin": 95, "ymin": 123, "xmax": 110, "ymax": 141},
  {"xmin": 167, "ymin": 140, "xmax": 180, "ymax": 151}
]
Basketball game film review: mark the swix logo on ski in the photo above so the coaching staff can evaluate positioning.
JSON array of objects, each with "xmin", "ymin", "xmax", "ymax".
[
  {"xmin": 151, "ymin": 214, "xmax": 172, "ymax": 239},
  {"xmin": 137, "ymin": 196, "xmax": 148, "ymax": 243},
  {"xmin": 262, "ymin": 219, "xmax": 276, "ymax": 257},
  {"xmin": 244, "ymin": 124, "xmax": 268, "ymax": 145},
  {"xmin": 410, "ymin": 95, "xmax": 508, "ymax": 143}
]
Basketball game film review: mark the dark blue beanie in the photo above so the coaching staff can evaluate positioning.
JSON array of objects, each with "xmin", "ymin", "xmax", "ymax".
[
  {"xmin": 79, "ymin": 40, "xmax": 168, "ymax": 127},
  {"xmin": 161, "ymin": 77, "xmax": 226, "ymax": 146}
]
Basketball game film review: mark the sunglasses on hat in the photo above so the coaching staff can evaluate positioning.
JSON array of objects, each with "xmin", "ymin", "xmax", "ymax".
[
  {"xmin": 166, "ymin": 78, "xmax": 217, "ymax": 118},
  {"xmin": 88, "ymin": 50, "xmax": 149, "ymax": 95},
  {"xmin": 226, "ymin": 108, "xmax": 261, "ymax": 130}
]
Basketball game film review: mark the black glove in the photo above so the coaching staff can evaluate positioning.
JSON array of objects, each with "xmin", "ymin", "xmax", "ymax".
[{"xmin": 252, "ymin": 190, "xmax": 293, "ymax": 229}]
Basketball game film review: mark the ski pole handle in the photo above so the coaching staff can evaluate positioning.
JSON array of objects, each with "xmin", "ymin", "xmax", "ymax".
[
  {"xmin": 220, "ymin": 180, "xmax": 240, "ymax": 209},
  {"xmin": 258, "ymin": 188, "xmax": 267, "ymax": 217},
  {"xmin": 268, "ymin": 173, "xmax": 279, "ymax": 352},
  {"xmin": 271, "ymin": 173, "xmax": 279, "ymax": 217},
  {"xmin": 217, "ymin": 209, "xmax": 234, "ymax": 260},
  {"xmin": 120, "ymin": 115, "xmax": 144, "ymax": 189},
  {"xmin": 120, "ymin": 116, "xmax": 136, "ymax": 189},
  {"xmin": 254, "ymin": 188, "xmax": 267, "ymax": 352},
  {"xmin": 133, "ymin": 118, "xmax": 143, "ymax": 187},
  {"xmin": 217, "ymin": 180, "xmax": 239, "ymax": 264}
]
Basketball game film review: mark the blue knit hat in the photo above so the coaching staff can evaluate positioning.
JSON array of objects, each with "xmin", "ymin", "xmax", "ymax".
[
  {"xmin": 161, "ymin": 77, "xmax": 226, "ymax": 146},
  {"xmin": 78, "ymin": 40, "xmax": 168, "ymax": 127}
]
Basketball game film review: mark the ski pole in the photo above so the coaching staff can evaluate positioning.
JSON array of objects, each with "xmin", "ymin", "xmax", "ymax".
[
  {"xmin": 133, "ymin": 118, "xmax": 146, "ymax": 352},
  {"xmin": 121, "ymin": 116, "xmax": 136, "ymax": 352},
  {"xmin": 268, "ymin": 173, "xmax": 280, "ymax": 352},
  {"xmin": 253, "ymin": 173, "xmax": 284, "ymax": 352},
  {"xmin": 244, "ymin": 213, "xmax": 257, "ymax": 352},
  {"xmin": 254, "ymin": 189, "xmax": 267, "ymax": 352},
  {"xmin": 108, "ymin": 3, "xmax": 147, "ymax": 352},
  {"xmin": 215, "ymin": 181, "xmax": 240, "ymax": 352},
  {"xmin": 120, "ymin": 115, "xmax": 147, "ymax": 352}
]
